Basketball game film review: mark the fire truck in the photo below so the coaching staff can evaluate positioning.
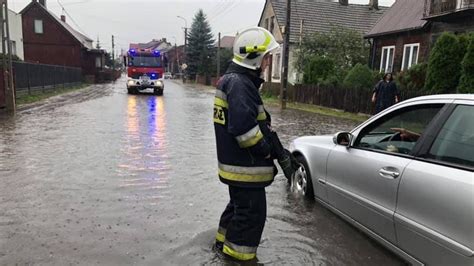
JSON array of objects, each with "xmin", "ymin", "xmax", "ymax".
[{"xmin": 125, "ymin": 48, "xmax": 164, "ymax": 95}]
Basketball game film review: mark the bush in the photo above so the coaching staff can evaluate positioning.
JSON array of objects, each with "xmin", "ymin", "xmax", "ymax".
[
  {"xmin": 372, "ymin": 70, "xmax": 384, "ymax": 84},
  {"xmin": 343, "ymin": 63, "xmax": 373, "ymax": 89},
  {"xmin": 303, "ymin": 56, "xmax": 336, "ymax": 85},
  {"xmin": 397, "ymin": 63, "xmax": 428, "ymax": 91},
  {"xmin": 425, "ymin": 32, "xmax": 463, "ymax": 93},
  {"xmin": 295, "ymin": 26, "xmax": 369, "ymax": 74},
  {"xmin": 458, "ymin": 34, "xmax": 474, "ymax": 93},
  {"xmin": 0, "ymin": 53, "xmax": 22, "ymax": 61}
]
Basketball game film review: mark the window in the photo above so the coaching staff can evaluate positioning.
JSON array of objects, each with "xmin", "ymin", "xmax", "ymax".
[
  {"xmin": 95, "ymin": 56, "xmax": 102, "ymax": 68},
  {"xmin": 34, "ymin": 19, "xmax": 43, "ymax": 34},
  {"xmin": 380, "ymin": 46, "xmax": 395, "ymax": 73},
  {"xmin": 426, "ymin": 105, "xmax": 474, "ymax": 168},
  {"xmin": 354, "ymin": 104, "xmax": 443, "ymax": 155},
  {"xmin": 270, "ymin": 16, "xmax": 275, "ymax": 34},
  {"xmin": 401, "ymin": 43, "xmax": 420, "ymax": 70},
  {"xmin": 10, "ymin": 41, "xmax": 16, "ymax": 56},
  {"xmin": 273, "ymin": 53, "xmax": 281, "ymax": 79}
]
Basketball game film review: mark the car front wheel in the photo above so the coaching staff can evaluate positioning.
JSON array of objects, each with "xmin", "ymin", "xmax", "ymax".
[{"xmin": 291, "ymin": 155, "xmax": 314, "ymax": 199}]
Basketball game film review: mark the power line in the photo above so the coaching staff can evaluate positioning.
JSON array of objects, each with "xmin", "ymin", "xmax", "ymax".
[{"xmin": 57, "ymin": 0, "xmax": 87, "ymax": 35}]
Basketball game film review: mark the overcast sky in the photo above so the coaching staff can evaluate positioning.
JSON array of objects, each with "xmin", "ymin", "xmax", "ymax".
[{"xmin": 10, "ymin": 0, "xmax": 395, "ymax": 53}]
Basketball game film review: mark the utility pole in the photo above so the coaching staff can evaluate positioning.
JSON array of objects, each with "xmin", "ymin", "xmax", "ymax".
[
  {"xmin": 174, "ymin": 42, "xmax": 178, "ymax": 74},
  {"xmin": 217, "ymin": 32, "xmax": 221, "ymax": 79},
  {"xmin": 280, "ymin": 0, "xmax": 291, "ymax": 109},
  {"xmin": 184, "ymin": 27, "xmax": 187, "ymax": 63},
  {"xmin": 111, "ymin": 35, "xmax": 115, "ymax": 71},
  {"xmin": 1, "ymin": 0, "xmax": 15, "ymax": 113}
]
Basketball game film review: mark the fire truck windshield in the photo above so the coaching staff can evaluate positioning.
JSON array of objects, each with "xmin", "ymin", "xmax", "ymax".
[{"xmin": 128, "ymin": 56, "xmax": 162, "ymax": 67}]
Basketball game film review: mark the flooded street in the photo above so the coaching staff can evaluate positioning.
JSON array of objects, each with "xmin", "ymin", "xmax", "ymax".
[{"xmin": 0, "ymin": 78, "xmax": 403, "ymax": 265}]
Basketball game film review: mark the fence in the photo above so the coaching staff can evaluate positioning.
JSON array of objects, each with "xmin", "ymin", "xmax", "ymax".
[
  {"xmin": 262, "ymin": 82, "xmax": 427, "ymax": 114},
  {"xmin": 12, "ymin": 61, "xmax": 82, "ymax": 98}
]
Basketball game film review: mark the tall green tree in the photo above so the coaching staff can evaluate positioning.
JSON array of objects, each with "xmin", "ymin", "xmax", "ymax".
[
  {"xmin": 186, "ymin": 9, "xmax": 215, "ymax": 78},
  {"xmin": 458, "ymin": 34, "xmax": 474, "ymax": 93},
  {"xmin": 425, "ymin": 32, "xmax": 463, "ymax": 93}
]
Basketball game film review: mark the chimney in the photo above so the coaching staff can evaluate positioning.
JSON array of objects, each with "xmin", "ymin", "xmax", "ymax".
[
  {"xmin": 339, "ymin": 0, "xmax": 348, "ymax": 6},
  {"xmin": 39, "ymin": 0, "xmax": 46, "ymax": 8},
  {"xmin": 369, "ymin": 0, "xmax": 379, "ymax": 10},
  {"xmin": 61, "ymin": 15, "xmax": 66, "ymax": 23}
]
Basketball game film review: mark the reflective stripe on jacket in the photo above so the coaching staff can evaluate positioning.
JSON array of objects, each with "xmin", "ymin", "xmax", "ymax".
[{"xmin": 213, "ymin": 63, "xmax": 276, "ymax": 187}]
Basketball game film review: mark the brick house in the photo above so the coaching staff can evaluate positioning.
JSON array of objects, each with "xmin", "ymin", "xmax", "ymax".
[
  {"xmin": 258, "ymin": 0, "xmax": 387, "ymax": 84},
  {"xmin": 365, "ymin": 0, "xmax": 474, "ymax": 73},
  {"xmin": 20, "ymin": 0, "xmax": 105, "ymax": 77}
]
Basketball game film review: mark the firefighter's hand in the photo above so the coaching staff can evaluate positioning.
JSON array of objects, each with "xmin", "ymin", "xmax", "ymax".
[{"xmin": 278, "ymin": 150, "xmax": 299, "ymax": 180}]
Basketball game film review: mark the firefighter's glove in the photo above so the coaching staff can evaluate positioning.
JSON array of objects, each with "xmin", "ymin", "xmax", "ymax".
[
  {"xmin": 289, "ymin": 152, "xmax": 300, "ymax": 171},
  {"xmin": 278, "ymin": 150, "xmax": 298, "ymax": 180}
]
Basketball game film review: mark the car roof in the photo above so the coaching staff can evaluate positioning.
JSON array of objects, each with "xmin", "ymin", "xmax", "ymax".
[{"xmin": 403, "ymin": 94, "xmax": 473, "ymax": 104}]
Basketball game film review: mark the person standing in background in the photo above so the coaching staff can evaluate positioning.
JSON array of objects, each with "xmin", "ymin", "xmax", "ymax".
[{"xmin": 372, "ymin": 73, "xmax": 400, "ymax": 114}]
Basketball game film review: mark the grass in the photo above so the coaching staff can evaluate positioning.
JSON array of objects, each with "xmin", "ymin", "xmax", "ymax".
[
  {"xmin": 262, "ymin": 94, "xmax": 370, "ymax": 122},
  {"xmin": 16, "ymin": 84, "xmax": 88, "ymax": 105}
]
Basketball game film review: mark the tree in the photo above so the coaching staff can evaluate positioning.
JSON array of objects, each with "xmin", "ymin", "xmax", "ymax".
[
  {"xmin": 458, "ymin": 34, "xmax": 474, "ymax": 93},
  {"xmin": 295, "ymin": 26, "xmax": 369, "ymax": 75},
  {"xmin": 215, "ymin": 48, "xmax": 233, "ymax": 76},
  {"xmin": 425, "ymin": 32, "xmax": 463, "ymax": 93},
  {"xmin": 186, "ymin": 9, "xmax": 215, "ymax": 78},
  {"xmin": 303, "ymin": 56, "xmax": 335, "ymax": 85},
  {"xmin": 343, "ymin": 63, "xmax": 373, "ymax": 90}
]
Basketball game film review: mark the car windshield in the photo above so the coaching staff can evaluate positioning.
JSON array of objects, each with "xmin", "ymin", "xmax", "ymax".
[{"xmin": 128, "ymin": 56, "xmax": 162, "ymax": 67}]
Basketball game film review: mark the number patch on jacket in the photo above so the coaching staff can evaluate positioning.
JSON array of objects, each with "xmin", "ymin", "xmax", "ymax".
[{"xmin": 214, "ymin": 106, "xmax": 226, "ymax": 125}]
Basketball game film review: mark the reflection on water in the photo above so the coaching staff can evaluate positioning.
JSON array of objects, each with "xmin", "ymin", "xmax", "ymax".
[{"xmin": 118, "ymin": 95, "xmax": 171, "ymax": 201}]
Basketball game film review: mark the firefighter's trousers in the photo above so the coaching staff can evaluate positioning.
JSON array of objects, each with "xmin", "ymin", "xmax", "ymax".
[{"xmin": 216, "ymin": 186, "xmax": 266, "ymax": 261}]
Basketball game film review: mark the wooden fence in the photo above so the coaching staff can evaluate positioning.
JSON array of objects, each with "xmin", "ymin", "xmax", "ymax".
[{"xmin": 262, "ymin": 82, "xmax": 427, "ymax": 114}]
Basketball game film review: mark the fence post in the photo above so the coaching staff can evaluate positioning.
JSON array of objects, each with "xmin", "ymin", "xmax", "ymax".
[{"xmin": 41, "ymin": 65, "xmax": 45, "ymax": 93}]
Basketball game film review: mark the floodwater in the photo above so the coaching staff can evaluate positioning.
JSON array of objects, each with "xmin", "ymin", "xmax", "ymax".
[{"xmin": 0, "ymin": 78, "xmax": 403, "ymax": 265}]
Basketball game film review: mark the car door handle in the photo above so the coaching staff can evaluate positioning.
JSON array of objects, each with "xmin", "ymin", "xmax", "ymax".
[{"xmin": 379, "ymin": 168, "xmax": 400, "ymax": 179}]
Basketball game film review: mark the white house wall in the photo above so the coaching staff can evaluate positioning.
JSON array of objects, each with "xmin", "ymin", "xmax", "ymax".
[{"xmin": 1, "ymin": 9, "xmax": 24, "ymax": 60}]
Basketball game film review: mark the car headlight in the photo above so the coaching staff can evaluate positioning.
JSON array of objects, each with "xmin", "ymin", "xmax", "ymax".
[
  {"xmin": 127, "ymin": 80, "xmax": 135, "ymax": 86},
  {"xmin": 156, "ymin": 80, "xmax": 163, "ymax": 87}
]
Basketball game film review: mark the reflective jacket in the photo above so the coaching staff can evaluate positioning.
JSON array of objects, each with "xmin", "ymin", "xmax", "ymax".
[{"xmin": 213, "ymin": 63, "xmax": 276, "ymax": 188}]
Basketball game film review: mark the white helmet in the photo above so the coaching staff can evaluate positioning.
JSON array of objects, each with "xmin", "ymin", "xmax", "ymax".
[{"xmin": 232, "ymin": 27, "xmax": 280, "ymax": 70}]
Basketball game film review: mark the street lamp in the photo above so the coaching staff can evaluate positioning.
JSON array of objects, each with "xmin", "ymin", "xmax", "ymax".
[{"xmin": 177, "ymin": 15, "xmax": 187, "ymax": 29}]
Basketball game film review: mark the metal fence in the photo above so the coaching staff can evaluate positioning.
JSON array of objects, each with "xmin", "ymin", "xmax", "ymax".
[
  {"xmin": 12, "ymin": 61, "xmax": 82, "ymax": 98},
  {"xmin": 262, "ymin": 82, "xmax": 427, "ymax": 115}
]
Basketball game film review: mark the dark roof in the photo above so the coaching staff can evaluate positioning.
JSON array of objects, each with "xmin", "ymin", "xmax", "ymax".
[
  {"xmin": 270, "ymin": 0, "xmax": 389, "ymax": 43},
  {"xmin": 365, "ymin": 0, "xmax": 428, "ymax": 38},
  {"xmin": 129, "ymin": 40, "xmax": 173, "ymax": 52},
  {"xmin": 20, "ymin": 1, "xmax": 94, "ymax": 49},
  {"xmin": 215, "ymin": 36, "xmax": 235, "ymax": 48}
]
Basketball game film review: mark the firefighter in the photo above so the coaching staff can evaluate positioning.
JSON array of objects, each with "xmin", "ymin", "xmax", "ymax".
[{"xmin": 213, "ymin": 26, "xmax": 298, "ymax": 261}]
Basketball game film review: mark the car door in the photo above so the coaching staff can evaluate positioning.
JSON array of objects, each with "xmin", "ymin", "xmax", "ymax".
[
  {"xmin": 395, "ymin": 102, "xmax": 474, "ymax": 265},
  {"xmin": 326, "ymin": 102, "xmax": 445, "ymax": 244}
]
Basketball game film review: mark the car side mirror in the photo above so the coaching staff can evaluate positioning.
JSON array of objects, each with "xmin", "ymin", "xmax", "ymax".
[{"xmin": 333, "ymin": 132, "xmax": 352, "ymax": 147}]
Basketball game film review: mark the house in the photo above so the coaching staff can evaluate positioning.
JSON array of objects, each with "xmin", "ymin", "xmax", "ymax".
[
  {"xmin": 129, "ymin": 38, "xmax": 172, "ymax": 51},
  {"xmin": 20, "ymin": 0, "xmax": 105, "ymax": 77},
  {"xmin": 166, "ymin": 44, "xmax": 185, "ymax": 74},
  {"xmin": 258, "ymin": 0, "xmax": 388, "ymax": 84},
  {"xmin": 365, "ymin": 0, "xmax": 474, "ymax": 73},
  {"xmin": 0, "ymin": 9, "xmax": 24, "ymax": 60},
  {"xmin": 215, "ymin": 36, "xmax": 235, "ymax": 49}
]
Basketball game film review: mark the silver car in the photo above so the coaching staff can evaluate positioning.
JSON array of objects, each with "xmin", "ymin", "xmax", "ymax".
[{"xmin": 289, "ymin": 94, "xmax": 473, "ymax": 265}]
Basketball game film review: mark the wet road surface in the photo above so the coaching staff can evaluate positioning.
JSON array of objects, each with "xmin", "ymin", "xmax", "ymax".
[{"xmin": 0, "ymin": 78, "xmax": 404, "ymax": 265}]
